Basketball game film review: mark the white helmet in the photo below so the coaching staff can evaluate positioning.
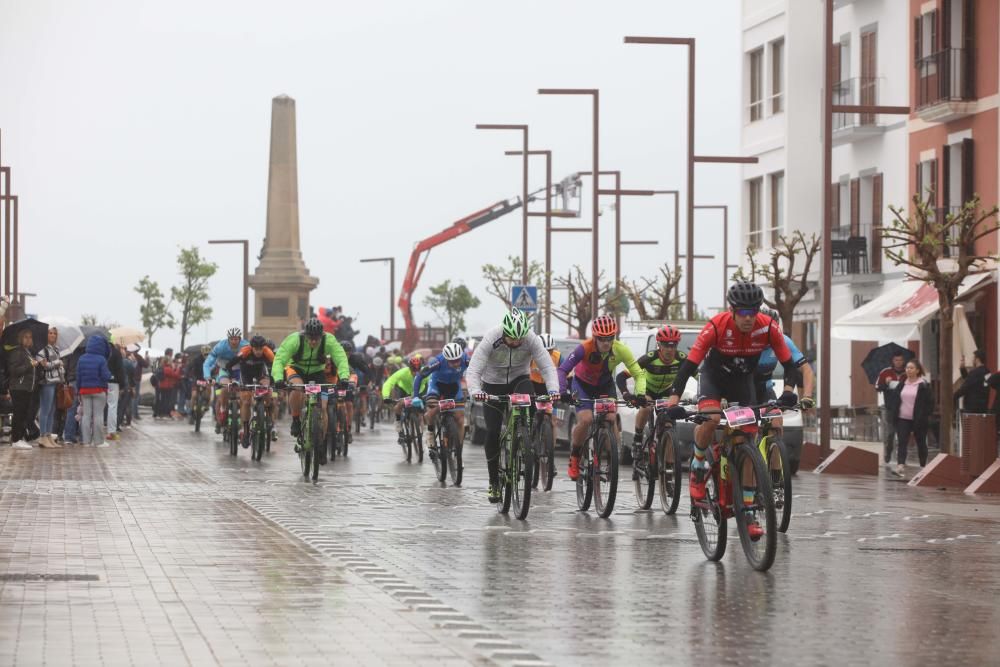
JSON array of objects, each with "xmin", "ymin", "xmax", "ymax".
[
  {"xmin": 442, "ymin": 342, "xmax": 464, "ymax": 361},
  {"xmin": 539, "ymin": 333, "xmax": 555, "ymax": 350}
]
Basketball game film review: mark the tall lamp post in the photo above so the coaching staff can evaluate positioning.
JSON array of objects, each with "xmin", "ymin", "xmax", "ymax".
[
  {"xmin": 693, "ymin": 205, "xmax": 733, "ymax": 305},
  {"xmin": 360, "ymin": 257, "xmax": 396, "ymax": 336},
  {"xmin": 475, "ymin": 123, "xmax": 529, "ymax": 284},
  {"xmin": 207, "ymin": 239, "xmax": 249, "ymax": 336},
  {"xmin": 538, "ymin": 88, "xmax": 600, "ymax": 317}
]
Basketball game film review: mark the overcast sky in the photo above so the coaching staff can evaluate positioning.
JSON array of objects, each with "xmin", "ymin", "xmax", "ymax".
[{"xmin": 1, "ymin": 1, "xmax": 741, "ymax": 350}]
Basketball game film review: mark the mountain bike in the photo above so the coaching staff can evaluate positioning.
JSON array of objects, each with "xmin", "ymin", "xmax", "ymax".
[
  {"xmin": 353, "ymin": 384, "xmax": 364, "ymax": 434},
  {"xmin": 191, "ymin": 380, "xmax": 211, "ymax": 433},
  {"xmin": 675, "ymin": 403, "xmax": 780, "ymax": 572},
  {"xmin": 296, "ymin": 383, "xmax": 336, "ymax": 482},
  {"xmin": 635, "ymin": 397, "xmax": 683, "ymax": 514},
  {"xmin": 427, "ymin": 397, "xmax": 464, "ymax": 486},
  {"xmin": 480, "ymin": 393, "xmax": 534, "ymax": 520},
  {"xmin": 755, "ymin": 404, "xmax": 800, "ymax": 533},
  {"xmin": 395, "ymin": 397, "xmax": 424, "ymax": 463},
  {"xmin": 531, "ymin": 396, "xmax": 556, "ymax": 491},
  {"xmin": 244, "ymin": 384, "xmax": 272, "ymax": 462},
  {"xmin": 326, "ymin": 384, "xmax": 351, "ymax": 461},
  {"xmin": 574, "ymin": 397, "xmax": 625, "ymax": 519},
  {"xmin": 223, "ymin": 382, "xmax": 242, "ymax": 457},
  {"xmin": 367, "ymin": 384, "xmax": 379, "ymax": 430}
]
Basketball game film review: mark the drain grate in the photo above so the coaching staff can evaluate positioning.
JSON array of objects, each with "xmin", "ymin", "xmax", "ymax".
[{"xmin": 0, "ymin": 574, "xmax": 100, "ymax": 582}]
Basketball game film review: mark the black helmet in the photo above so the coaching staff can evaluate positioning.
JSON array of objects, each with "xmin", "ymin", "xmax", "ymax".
[
  {"xmin": 727, "ymin": 281, "xmax": 764, "ymax": 310},
  {"xmin": 452, "ymin": 336, "xmax": 467, "ymax": 350},
  {"xmin": 265, "ymin": 339, "xmax": 276, "ymax": 351},
  {"xmin": 304, "ymin": 318, "xmax": 324, "ymax": 337},
  {"xmin": 250, "ymin": 334, "xmax": 266, "ymax": 348},
  {"xmin": 341, "ymin": 340, "xmax": 355, "ymax": 353}
]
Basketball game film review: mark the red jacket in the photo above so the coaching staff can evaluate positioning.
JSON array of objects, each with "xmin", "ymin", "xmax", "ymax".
[{"xmin": 159, "ymin": 363, "xmax": 183, "ymax": 390}]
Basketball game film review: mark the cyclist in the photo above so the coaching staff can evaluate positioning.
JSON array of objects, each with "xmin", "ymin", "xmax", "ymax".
[
  {"xmin": 452, "ymin": 336, "xmax": 469, "ymax": 356},
  {"xmin": 342, "ymin": 341, "xmax": 373, "ymax": 430},
  {"xmin": 271, "ymin": 317, "xmax": 350, "ymax": 443},
  {"xmin": 467, "ymin": 308, "xmax": 560, "ymax": 503},
  {"xmin": 616, "ymin": 324, "xmax": 691, "ymax": 465},
  {"xmin": 371, "ymin": 355, "xmax": 386, "ymax": 388},
  {"xmin": 381, "ymin": 356, "xmax": 427, "ymax": 445},
  {"xmin": 558, "ymin": 315, "xmax": 645, "ymax": 482},
  {"xmin": 204, "ymin": 328, "xmax": 248, "ymax": 434},
  {"xmin": 187, "ymin": 345, "xmax": 212, "ymax": 424},
  {"xmin": 411, "ymin": 342, "xmax": 468, "ymax": 451},
  {"xmin": 530, "ymin": 333, "xmax": 561, "ymax": 397},
  {"xmin": 225, "ymin": 334, "xmax": 276, "ymax": 447},
  {"xmin": 754, "ymin": 307, "xmax": 815, "ymax": 433},
  {"xmin": 664, "ymin": 281, "xmax": 803, "ymax": 514}
]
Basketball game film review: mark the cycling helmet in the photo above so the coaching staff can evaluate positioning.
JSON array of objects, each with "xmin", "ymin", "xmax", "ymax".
[
  {"xmin": 656, "ymin": 325, "xmax": 681, "ymax": 344},
  {"xmin": 249, "ymin": 334, "xmax": 266, "ymax": 348},
  {"xmin": 759, "ymin": 306, "xmax": 779, "ymax": 323},
  {"xmin": 538, "ymin": 333, "xmax": 555, "ymax": 350},
  {"xmin": 372, "ymin": 356, "xmax": 384, "ymax": 367},
  {"xmin": 452, "ymin": 336, "xmax": 467, "ymax": 350},
  {"xmin": 265, "ymin": 339, "xmax": 276, "ymax": 350},
  {"xmin": 304, "ymin": 317, "xmax": 324, "ymax": 337},
  {"xmin": 341, "ymin": 340, "xmax": 355, "ymax": 353},
  {"xmin": 226, "ymin": 327, "xmax": 242, "ymax": 340},
  {"xmin": 200, "ymin": 345, "xmax": 211, "ymax": 356},
  {"xmin": 591, "ymin": 315, "xmax": 618, "ymax": 338},
  {"xmin": 407, "ymin": 355, "xmax": 423, "ymax": 372},
  {"xmin": 727, "ymin": 280, "xmax": 764, "ymax": 310},
  {"xmin": 501, "ymin": 308, "xmax": 532, "ymax": 339},
  {"xmin": 442, "ymin": 342, "xmax": 463, "ymax": 361}
]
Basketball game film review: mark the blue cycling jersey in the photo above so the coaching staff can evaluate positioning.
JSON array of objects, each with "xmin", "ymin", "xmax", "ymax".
[
  {"xmin": 203, "ymin": 339, "xmax": 249, "ymax": 379},
  {"xmin": 412, "ymin": 353, "xmax": 468, "ymax": 398},
  {"xmin": 756, "ymin": 335, "xmax": 806, "ymax": 379}
]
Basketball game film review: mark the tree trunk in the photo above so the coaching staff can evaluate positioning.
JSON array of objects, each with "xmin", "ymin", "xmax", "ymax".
[
  {"xmin": 180, "ymin": 312, "xmax": 188, "ymax": 353},
  {"xmin": 938, "ymin": 305, "xmax": 954, "ymax": 456}
]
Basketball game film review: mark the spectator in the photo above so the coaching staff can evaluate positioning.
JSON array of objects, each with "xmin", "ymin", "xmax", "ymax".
[
  {"xmin": 152, "ymin": 348, "xmax": 172, "ymax": 418},
  {"xmin": 6, "ymin": 329, "xmax": 41, "ymax": 449},
  {"xmin": 174, "ymin": 352, "xmax": 189, "ymax": 415},
  {"xmin": 121, "ymin": 350, "xmax": 136, "ymax": 427},
  {"xmin": 130, "ymin": 347, "xmax": 146, "ymax": 420},
  {"xmin": 888, "ymin": 358, "xmax": 933, "ymax": 477},
  {"xmin": 61, "ymin": 347, "xmax": 84, "ymax": 444},
  {"xmin": 36, "ymin": 326, "xmax": 65, "ymax": 448},
  {"xmin": 105, "ymin": 338, "xmax": 126, "ymax": 441},
  {"xmin": 955, "ymin": 349, "xmax": 990, "ymax": 414},
  {"xmin": 875, "ymin": 352, "xmax": 908, "ymax": 466},
  {"xmin": 76, "ymin": 334, "xmax": 112, "ymax": 448},
  {"xmin": 157, "ymin": 353, "xmax": 182, "ymax": 419}
]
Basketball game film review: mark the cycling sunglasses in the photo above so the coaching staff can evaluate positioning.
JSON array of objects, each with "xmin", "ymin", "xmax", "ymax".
[
  {"xmin": 658, "ymin": 341, "xmax": 678, "ymax": 348},
  {"xmin": 732, "ymin": 307, "xmax": 759, "ymax": 317},
  {"xmin": 595, "ymin": 335, "xmax": 615, "ymax": 343}
]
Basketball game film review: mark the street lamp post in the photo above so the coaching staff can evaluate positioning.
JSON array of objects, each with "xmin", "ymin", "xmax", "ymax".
[
  {"xmin": 360, "ymin": 257, "xmax": 396, "ymax": 336},
  {"xmin": 693, "ymin": 205, "xmax": 733, "ymax": 305},
  {"xmin": 207, "ymin": 239, "xmax": 249, "ymax": 336},
  {"xmin": 475, "ymin": 124, "xmax": 529, "ymax": 285},
  {"xmin": 538, "ymin": 88, "xmax": 600, "ymax": 317}
]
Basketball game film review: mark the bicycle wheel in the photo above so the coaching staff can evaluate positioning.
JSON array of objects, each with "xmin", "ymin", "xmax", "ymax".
[
  {"xmin": 308, "ymin": 404, "xmax": 323, "ymax": 481},
  {"xmin": 447, "ymin": 420, "xmax": 463, "ymax": 487},
  {"xmin": 299, "ymin": 405, "xmax": 312, "ymax": 480},
  {"xmin": 511, "ymin": 421, "xmax": 533, "ymax": 520},
  {"xmin": 340, "ymin": 410, "xmax": 350, "ymax": 457},
  {"xmin": 354, "ymin": 400, "xmax": 362, "ymax": 433},
  {"xmin": 402, "ymin": 413, "xmax": 413, "ymax": 461},
  {"xmin": 529, "ymin": 422, "xmax": 541, "ymax": 490},
  {"xmin": 691, "ymin": 462, "xmax": 727, "ymax": 561},
  {"xmin": 576, "ymin": 441, "xmax": 593, "ymax": 512},
  {"xmin": 732, "ymin": 443, "xmax": 777, "ymax": 572},
  {"xmin": 633, "ymin": 430, "xmax": 655, "ymax": 510},
  {"xmin": 766, "ymin": 437, "xmax": 793, "ymax": 533},
  {"xmin": 252, "ymin": 403, "xmax": 266, "ymax": 461},
  {"xmin": 593, "ymin": 423, "xmax": 619, "ymax": 519},
  {"xmin": 369, "ymin": 395, "xmax": 377, "ymax": 430},
  {"xmin": 657, "ymin": 429, "xmax": 682, "ymax": 515},
  {"xmin": 498, "ymin": 434, "xmax": 512, "ymax": 515},
  {"xmin": 433, "ymin": 426, "xmax": 446, "ymax": 483},
  {"xmin": 194, "ymin": 403, "xmax": 202, "ymax": 432},
  {"xmin": 228, "ymin": 407, "xmax": 240, "ymax": 457},
  {"xmin": 326, "ymin": 402, "xmax": 338, "ymax": 461},
  {"xmin": 411, "ymin": 415, "xmax": 424, "ymax": 463},
  {"xmin": 538, "ymin": 418, "xmax": 555, "ymax": 492}
]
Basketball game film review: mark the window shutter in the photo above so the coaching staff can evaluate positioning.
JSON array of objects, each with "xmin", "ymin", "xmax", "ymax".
[
  {"xmin": 914, "ymin": 17, "xmax": 922, "ymax": 63},
  {"xmin": 942, "ymin": 0, "xmax": 952, "ymax": 49},
  {"xmin": 916, "ymin": 161, "xmax": 924, "ymax": 202},
  {"xmin": 930, "ymin": 10, "xmax": 939, "ymax": 53},
  {"xmin": 942, "ymin": 144, "xmax": 951, "ymax": 210},
  {"xmin": 965, "ymin": 0, "xmax": 976, "ymax": 96},
  {"xmin": 962, "ymin": 137, "xmax": 975, "ymax": 204},
  {"xmin": 831, "ymin": 182, "xmax": 840, "ymax": 231},
  {"xmin": 872, "ymin": 173, "xmax": 883, "ymax": 273},
  {"xmin": 930, "ymin": 159, "xmax": 938, "ymax": 208},
  {"xmin": 850, "ymin": 178, "xmax": 860, "ymax": 236}
]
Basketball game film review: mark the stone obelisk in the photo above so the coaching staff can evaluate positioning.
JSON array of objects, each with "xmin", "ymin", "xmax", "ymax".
[{"xmin": 249, "ymin": 95, "xmax": 319, "ymax": 342}]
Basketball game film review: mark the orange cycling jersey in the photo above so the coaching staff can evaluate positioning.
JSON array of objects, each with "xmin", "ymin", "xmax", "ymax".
[{"xmin": 530, "ymin": 349, "xmax": 561, "ymax": 384}]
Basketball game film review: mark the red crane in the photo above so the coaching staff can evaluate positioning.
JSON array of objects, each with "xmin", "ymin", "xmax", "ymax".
[{"xmin": 397, "ymin": 176, "xmax": 580, "ymax": 349}]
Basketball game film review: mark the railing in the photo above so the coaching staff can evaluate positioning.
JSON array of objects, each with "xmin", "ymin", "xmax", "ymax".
[
  {"xmin": 831, "ymin": 222, "xmax": 881, "ymax": 275},
  {"xmin": 933, "ymin": 206, "xmax": 970, "ymax": 258},
  {"xmin": 832, "ymin": 77, "xmax": 883, "ymax": 131},
  {"xmin": 916, "ymin": 48, "xmax": 974, "ymax": 109}
]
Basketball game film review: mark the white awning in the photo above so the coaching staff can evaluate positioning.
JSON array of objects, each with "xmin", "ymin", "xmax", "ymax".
[{"xmin": 832, "ymin": 271, "xmax": 994, "ymax": 342}]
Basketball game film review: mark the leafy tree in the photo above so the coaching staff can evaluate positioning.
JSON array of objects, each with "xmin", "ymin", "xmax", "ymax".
[
  {"xmin": 734, "ymin": 230, "xmax": 820, "ymax": 334},
  {"xmin": 423, "ymin": 280, "xmax": 480, "ymax": 339},
  {"xmin": 619, "ymin": 263, "xmax": 683, "ymax": 322},
  {"xmin": 481, "ymin": 255, "xmax": 547, "ymax": 309},
  {"xmin": 882, "ymin": 194, "xmax": 999, "ymax": 456},
  {"xmin": 171, "ymin": 247, "xmax": 217, "ymax": 352},
  {"xmin": 134, "ymin": 275, "xmax": 175, "ymax": 347}
]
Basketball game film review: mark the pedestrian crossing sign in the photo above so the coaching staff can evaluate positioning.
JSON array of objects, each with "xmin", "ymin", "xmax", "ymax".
[{"xmin": 511, "ymin": 285, "xmax": 538, "ymax": 312}]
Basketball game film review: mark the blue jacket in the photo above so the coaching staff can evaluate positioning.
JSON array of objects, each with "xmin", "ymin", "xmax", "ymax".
[
  {"xmin": 76, "ymin": 335, "xmax": 112, "ymax": 391},
  {"xmin": 203, "ymin": 338, "xmax": 248, "ymax": 379},
  {"xmin": 412, "ymin": 353, "xmax": 468, "ymax": 398}
]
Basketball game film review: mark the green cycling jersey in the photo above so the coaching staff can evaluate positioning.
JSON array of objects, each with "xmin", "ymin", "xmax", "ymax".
[
  {"xmin": 271, "ymin": 331, "xmax": 349, "ymax": 382},
  {"xmin": 616, "ymin": 350, "xmax": 690, "ymax": 397},
  {"xmin": 381, "ymin": 367, "xmax": 429, "ymax": 399}
]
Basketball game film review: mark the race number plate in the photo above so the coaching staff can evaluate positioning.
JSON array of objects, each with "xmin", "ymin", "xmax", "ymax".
[
  {"xmin": 593, "ymin": 398, "xmax": 617, "ymax": 414},
  {"xmin": 723, "ymin": 406, "xmax": 757, "ymax": 427},
  {"xmin": 655, "ymin": 398, "xmax": 672, "ymax": 411},
  {"xmin": 337, "ymin": 390, "xmax": 348, "ymax": 398},
  {"xmin": 403, "ymin": 397, "xmax": 414, "ymax": 408},
  {"xmin": 438, "ymin": 399, "xmax": 457, "ymax": 411},
  {"xmin": 510, "ymin": 394, "xmax": 532, "ymax": 406},
  {"xmin": 254, "ymin": 388, "xmax": 270, "ymax": 398},
  {"xmin": 304, "ymin": 384, "xmax": 323, "ymax": 395},
  {"xmin": 535, "ymin": 400, "xmax": 553, "ymax": 413},
  {"xmin": 196, "ymin": 380, "xmax": 209, "ymax": 387}
]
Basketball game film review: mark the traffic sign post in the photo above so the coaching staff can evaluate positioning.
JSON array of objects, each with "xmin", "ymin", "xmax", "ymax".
[{"xmin": 511, "ymin": 285, "xmax": 538, "ymax": 312}]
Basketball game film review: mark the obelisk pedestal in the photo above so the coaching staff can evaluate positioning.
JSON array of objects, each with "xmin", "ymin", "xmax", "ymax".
[{"xmin": 249, "ymin": 95, "xmax": 318, "ymax": 342}]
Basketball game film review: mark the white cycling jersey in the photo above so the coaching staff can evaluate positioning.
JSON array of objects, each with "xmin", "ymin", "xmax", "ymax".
[{"xmin": 465, "ymin": 326, "xmax": 559, "ymax": 395}]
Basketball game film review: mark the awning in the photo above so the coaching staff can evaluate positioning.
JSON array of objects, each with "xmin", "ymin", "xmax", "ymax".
[{"xmin": 832, "ymin": 271, "xmax": 994, "ymax": 342}]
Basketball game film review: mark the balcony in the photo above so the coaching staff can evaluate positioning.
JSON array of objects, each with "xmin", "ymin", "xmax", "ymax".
[
  {"xmin": 934, "ymin": 206, "xmax": 972, "ymax": 259},
  {"xmin": 916, "ymin": 48, "xmax": 975, "ymax": 122},
  {"xmin": 832, "ymin": 223, "xmax": 882, "ymax": 276},
  {"xmin": 832, "ymin": 77, "xmax": 887, "ymax": 145}
]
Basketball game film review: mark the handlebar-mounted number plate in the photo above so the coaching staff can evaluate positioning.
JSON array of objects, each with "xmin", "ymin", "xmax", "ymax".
[
  {"xmin": 438, "ymin": 399, "xmax": 457, "ymax": 410},
  {"xmin": 535, "ymin": 400, "xmax": 553, "ymax": 413},
  {"xmin": 594, "ymin": 398, "xmax": 617, "ymax": 414},
  {"xmin": 655, "ymin": 398, "xmax": 672, "ymax": 411},
  {"xmin": 304, "ymin": 384, "xmax": 323, "ymax": 395},
  {"xmin": 723, "ymin": 406, "xmax": 756, "ymax": 427},
  {"xmin": 403, "ymin": 397, "xmax": 414, "ymax": 408},
  {"xmin": 510, "ymin": 394, "xmax": 532, "ymax": 407}
]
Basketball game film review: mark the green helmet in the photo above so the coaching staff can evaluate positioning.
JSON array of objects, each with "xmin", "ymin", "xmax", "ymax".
[{"xmin": 501, "ymin": 308, "xmax": 532, "ymax": 339}]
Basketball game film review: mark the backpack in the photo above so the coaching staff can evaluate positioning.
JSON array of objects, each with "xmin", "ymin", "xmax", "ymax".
[
  {"xmin": 150, "ymin": 363, "xmax": 164, "ymax": 387},
  {"xmin": 292, "ymin": 333, "xmax": 326, "ymax": 366}
]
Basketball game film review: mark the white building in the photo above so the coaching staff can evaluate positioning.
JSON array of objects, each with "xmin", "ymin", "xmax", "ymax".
[{"xmin": 740, "ymin": 0, "xmax": 910, "ymax": 407}]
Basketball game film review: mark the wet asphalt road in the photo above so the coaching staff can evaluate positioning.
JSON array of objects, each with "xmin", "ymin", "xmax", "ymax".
[{"xmin": 1, "ymin": 411, "xmax": 999, "ymax": 666}]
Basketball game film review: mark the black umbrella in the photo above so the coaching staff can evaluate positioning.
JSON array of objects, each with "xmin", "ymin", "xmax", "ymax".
[
  {"xmin": 1, "ymin": 317, "xmax": 51, "ymax": 354},
  {"xmin": 860, "ymin": 342, "xmax": 914, "ymax": 384}
]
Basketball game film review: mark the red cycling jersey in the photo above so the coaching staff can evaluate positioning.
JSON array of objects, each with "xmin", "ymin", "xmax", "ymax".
[{"xmin": 687, "ymin": 311, "xmax": 792, "ymax": 375}]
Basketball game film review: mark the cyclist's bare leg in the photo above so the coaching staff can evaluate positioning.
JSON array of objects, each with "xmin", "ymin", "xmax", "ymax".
[
  {"xmin": 216, "ymin": 377, "xmax": 232, "ymax": 424},
  {"xmin": 287, "ymin": 376, "xmax": 305, "ymax": 418},
  {"xmin": 571, "ymin": 410, "xmax": 593, "ymax": 455},
  {"xmin": 634, "ymin": 405, "xmax": 653, "ymax": 440}
]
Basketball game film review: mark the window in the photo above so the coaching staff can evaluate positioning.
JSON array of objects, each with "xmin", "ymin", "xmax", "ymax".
[
  {"xmin": 860, "ymin": 29, "xmax": 878, "ymax": 125},
  {"xmin": 748, "ymin": 177, "xmax": 763, "ymax": 249},
  {"xmin": 770, "ymin": 39, "xmax": 784, "ymax": 114},
  {"xmin": 749, "ymin": 48, "xmax": 763, "ymax": 121},
  {"xmin": 769, "ymin": 172, "xmax": 784, "ymax": 246}
]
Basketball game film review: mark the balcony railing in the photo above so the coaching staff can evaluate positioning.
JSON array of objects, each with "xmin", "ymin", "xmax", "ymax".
[
  {"xmin": 916, "ymin": 48, "xmax": 974, "ymax": 109},
  {"xmin": 933, "ymin": 206, "xmax": 972, "ymax": 258},
  {"xmin": 832, "ymin": 222, "xmax": 882, "ymax": 275},
  {"xmin": 833, "ymin": 77, "xmax": 883, "ymax": 131}
]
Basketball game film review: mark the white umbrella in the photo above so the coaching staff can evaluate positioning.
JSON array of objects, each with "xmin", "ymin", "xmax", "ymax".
[
  {"xmin": 38, "ymin": 315, "xmax": 85, "ymax": 358},
  {"xmin": 109, "ymin": 326, "xmax": 145, "ymax": 347},
  {"xmin": 952, "ymin": 303, "xmax": 978, "ymax": 383}
]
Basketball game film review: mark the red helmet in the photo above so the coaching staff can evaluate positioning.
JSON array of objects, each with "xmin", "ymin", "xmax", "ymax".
[
  {"xmin": 656, "ymin": 325, "xmax": 681, "ymax": 344},
  {"xmin": 407, "ymin": 355, "xmax": 423, "ymax": 372},
  {"xmin": 591, "ymin": 315, "xmax": 618, "ymax": 338}
]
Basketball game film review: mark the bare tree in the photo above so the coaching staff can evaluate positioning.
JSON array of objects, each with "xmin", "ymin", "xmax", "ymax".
[
  {"xmin": 551, "ymin": 266, "xmax": 614, "ymax": 338},
  {"xmin": 481, "ymin": 256, "xmax": 546, "ymax": 309},
  {"xmin": 734, "ymin": 230, "xmax": 820, "ymax": 334},
  {"xmin": 882, "ymin": 194, "xmax": 999, "ymax": 456},
  {"xmin": 619, "ymin": 263, "xmax": 683, "ymax": 321}
]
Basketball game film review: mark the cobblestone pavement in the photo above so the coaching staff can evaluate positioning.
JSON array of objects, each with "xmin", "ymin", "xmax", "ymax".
[{"xmin": 2, "ymin": 413, "xmax": 999, "ymax": 666}]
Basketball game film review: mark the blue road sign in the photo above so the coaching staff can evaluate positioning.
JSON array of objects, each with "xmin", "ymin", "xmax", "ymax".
[{"xmin": 511, "ymin": 285, "xmax": 538, "ymax": 312}]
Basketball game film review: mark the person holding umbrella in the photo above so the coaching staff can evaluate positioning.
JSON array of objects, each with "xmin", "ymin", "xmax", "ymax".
[
  {"xmin": 5, "ymin": 329, "xmax": 41, "ymax": 449},
  {"xmin": 871, "ymin": 347, "xmax": 911, "ymax": 466}
]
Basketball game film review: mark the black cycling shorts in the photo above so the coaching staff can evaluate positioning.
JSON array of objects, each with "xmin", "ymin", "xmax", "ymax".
[{"xmin": 697, "ymin": 367, "xmax": 755, "ymax": 410}]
